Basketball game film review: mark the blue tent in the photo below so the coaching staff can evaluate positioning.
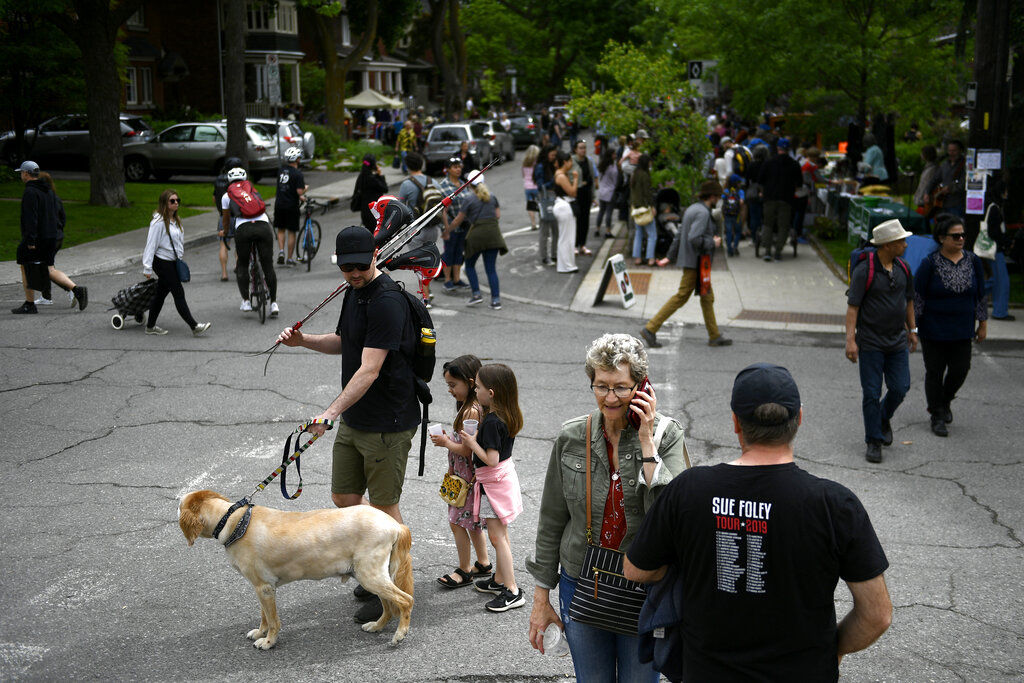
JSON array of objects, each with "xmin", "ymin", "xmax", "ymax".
[{"xmin": 902, "ymin": 234, "xmax": 938, "ymax": 275}]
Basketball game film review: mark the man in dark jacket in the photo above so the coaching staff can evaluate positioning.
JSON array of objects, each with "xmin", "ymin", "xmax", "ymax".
[
  {"xmin": 757, "ymin": 139, "xmax": 803, "ymax": 262},
  {"xmin": 12, "ymin": 161, "xmax": 87, "ymax": 314}
]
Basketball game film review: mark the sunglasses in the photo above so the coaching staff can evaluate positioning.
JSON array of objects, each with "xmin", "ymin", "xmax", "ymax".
[
  {"xmin": 339, "ymin": 263, "xmax": 371, "ymax": 273},
  {"xmin": 946, "ymin": 232, "xmax": 966, "ymax": 240},
  {"xmin": 168, "ymin": 198, "xmax": 180, "ymax": 204}
]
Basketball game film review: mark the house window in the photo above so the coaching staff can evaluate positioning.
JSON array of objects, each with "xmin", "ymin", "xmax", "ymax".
[
  {"xmin": 247, "ymin": 3, "xmax": 271, "ymax": 31},
  {"xmin": 125, "ymin": 67, "xmax": 138, "ymax": 105},
  {"xmin": 127, "ymin": 7, "xmax": 145, "ymax": 28},
  {"xmin": 276, "ymin": 2, "xmax": 297, "ymax": 33},
  {"xmin": 341, "ymin": 14, "xmax": 351, "ymax": 45},
  {"xmin": 247, "ymin": 1, "xmax": 297, "ymax": 33},
  {"xmin": 140, "ymin": 67, "xmax": 153, "ymax": 105}
]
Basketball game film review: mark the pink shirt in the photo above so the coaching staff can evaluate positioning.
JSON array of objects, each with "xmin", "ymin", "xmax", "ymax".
[
  {"xmin": 523, "ymin": 165, "xmax": 537, "ymax": 191},
  {"xmin": 473, "ymin": 458, "xmax": 523, "ymax": 525}
]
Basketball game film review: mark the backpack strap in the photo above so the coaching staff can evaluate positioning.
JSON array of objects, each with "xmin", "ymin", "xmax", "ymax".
[{"xmin": 865, "ymin": 251, "xmax": 877, "ymax": 292}]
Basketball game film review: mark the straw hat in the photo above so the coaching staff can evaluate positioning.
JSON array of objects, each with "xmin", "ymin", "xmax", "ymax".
[{"xmin": 870, "ymin": 219, "xmax": 913, "ymax": 245}]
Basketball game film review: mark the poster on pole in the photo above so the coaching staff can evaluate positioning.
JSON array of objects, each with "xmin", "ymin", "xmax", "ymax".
[
  {"xmin": 266, "ymin": 54, "xmax": 282, "ymax": 105},
  {"xmin": 592, "ymin": 253, "xmax": 636, "ymax": 309}
]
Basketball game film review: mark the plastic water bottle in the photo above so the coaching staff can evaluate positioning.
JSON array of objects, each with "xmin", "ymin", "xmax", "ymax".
[{"xmin": 542, "ymin": 623, "xmax": 570, "ymax": 657}]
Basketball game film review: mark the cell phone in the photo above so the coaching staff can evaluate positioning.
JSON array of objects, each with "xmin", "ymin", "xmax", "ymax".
[{"xmin": 627, "ymin": 376, "xmax": 655, "ymax": 430}]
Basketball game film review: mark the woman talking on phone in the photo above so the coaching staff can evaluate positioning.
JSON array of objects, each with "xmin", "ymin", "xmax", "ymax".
[{"xmin": 526, "ymin": 333, "xmax": 688, "ymax": 681}]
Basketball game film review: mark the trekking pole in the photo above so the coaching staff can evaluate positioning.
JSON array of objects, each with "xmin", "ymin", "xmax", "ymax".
[{"xmin": 251, "ymin": 158, "xmax": 498, "ymax": 374}]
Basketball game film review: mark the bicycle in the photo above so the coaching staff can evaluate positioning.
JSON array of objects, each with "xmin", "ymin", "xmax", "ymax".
[
  {"xmin": 294, "ymin": 198, "xmax": 326, "ymax": 272},
  {"xmin": 249, "ymin": 241, "xmax": 269, "ymax": 324}
]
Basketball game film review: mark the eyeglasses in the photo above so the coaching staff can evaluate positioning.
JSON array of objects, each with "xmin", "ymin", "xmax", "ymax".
[
  {"xmin": 946, "ymin": 232, "xmax": 966, "ymax": 241},
  {"xmin": 168, "ymin": 198, "xmax": 180, "ymax": 204},
  {"xmin": 339, "ymin": 263, "xmax": 371, "ymax": 273},
  {"xmin": 591, "ymin": 383, "xmax": 637, "ymax": 398}
]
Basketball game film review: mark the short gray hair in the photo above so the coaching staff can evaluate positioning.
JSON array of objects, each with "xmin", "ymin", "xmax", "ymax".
[
  {"xmin": 584, "ymin": 334, "xmax": 649, "ymax": 383},
  {"xmin": 737, "ymin": 404, "xmax": 800, "ymax": 446}
]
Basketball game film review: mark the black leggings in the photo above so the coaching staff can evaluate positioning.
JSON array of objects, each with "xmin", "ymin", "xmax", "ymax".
[
  {"xmin": 149, "ymin": 257, "xmax": 197, "ymax": 329},
  {"xmin": 234, "ymin": 221, "xmax": 277, "ymax": 302},
  {"xmin": 920, "ymin": 338, "xmax": 973, "ymax": 414}
]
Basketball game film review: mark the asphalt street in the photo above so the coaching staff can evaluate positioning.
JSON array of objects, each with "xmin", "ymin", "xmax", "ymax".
[{"xmin": 2, "ymin": 156, "xmax": 1023, "ymax": 681}]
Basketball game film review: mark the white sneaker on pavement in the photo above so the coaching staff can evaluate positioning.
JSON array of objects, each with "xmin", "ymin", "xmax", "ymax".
[
  {"xmin": 269, "ymin": 302, "xmax": 279, "ymax": 317},
  {"xmin": 240, "ymin": 299, "xmax": 253, "ymax": 312},
  {"xmin": 192, "ymin": 322, "xmax": 212, "ymax": 337},
  {"xmin": 34, "ymin": 296, "xmax": 53, "ymax": 305}
]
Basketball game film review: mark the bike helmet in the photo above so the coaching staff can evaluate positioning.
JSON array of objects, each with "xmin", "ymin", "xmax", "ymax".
[
  {"xmin": 227, "ymin": 167, "xmax": 247, "ymax": 182},
  {"xmin": 284, "ymin": 146, "xmax": 303, "ymax": 162}
]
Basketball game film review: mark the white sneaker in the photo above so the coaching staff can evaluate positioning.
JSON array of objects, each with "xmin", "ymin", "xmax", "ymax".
[
  {"xmin": 34, "ymin": 296, "xmax": 53, "ymax": 305},
  {"xmin": 240, "ymin": 300, "xmax": 253, "ymax": 312},
  {"xmin": 145, "ymin": 326, "xmax": 169, "ymax": 335},
  {"xmin": 269, "ymin": 302, "xmax": 279, "ymax": 317},
  {"xmin": 192, "ymin": 322, "xmax": 212, "ymax": 337},
  {"xmin": 67, "ymin": 290, "xmax": 75, "ymax": 307}
]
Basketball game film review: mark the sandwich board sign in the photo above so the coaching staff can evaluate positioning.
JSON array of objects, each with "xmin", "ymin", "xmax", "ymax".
[{"xmin": 593, "ymin": 253, "xmax": 636, "ymax": 309}]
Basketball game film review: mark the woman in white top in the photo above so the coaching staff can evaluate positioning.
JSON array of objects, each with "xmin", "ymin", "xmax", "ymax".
[
  {"xmin": 142, "ymin": 189, "xmax": 210, "ymax": 336},
  {"xmin": 552, "ymin": 150, "xmax": 579, "ymax": 273}
]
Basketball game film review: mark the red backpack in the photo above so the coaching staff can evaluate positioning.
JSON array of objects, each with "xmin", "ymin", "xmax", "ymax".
[{"xmin": 226, "ymin": 180, "xmax": 266, "ymax": 218}]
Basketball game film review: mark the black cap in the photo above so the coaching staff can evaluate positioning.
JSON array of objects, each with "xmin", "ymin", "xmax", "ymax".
[
  {"xmin": 445, "ymin": 156, "xmax": 463, "ymax": 167},
  {"xmin": 731, "ymin": 363, "xmax": 801, "ymax": 424},
  {"xmin": 335, "ymin": 225, "xmax": 375, "ymax": 267}
]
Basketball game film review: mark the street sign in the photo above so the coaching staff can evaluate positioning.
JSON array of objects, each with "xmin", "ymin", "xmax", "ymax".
[
  {"xmin": 966, "ymin": 82, "xmax": 977, "ymax": 109},
  {"xmin": 688, "ymin": 61, "xmax": 703, "ymax": 79},
  {"xmin": 592, "ymin": 253, "xmax": 636, "ymax": 309}
]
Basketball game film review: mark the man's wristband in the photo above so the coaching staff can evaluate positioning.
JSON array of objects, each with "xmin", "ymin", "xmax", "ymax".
[{"xmin": 909, "ymin": 327, "xmax": 918, "ymax": 334}]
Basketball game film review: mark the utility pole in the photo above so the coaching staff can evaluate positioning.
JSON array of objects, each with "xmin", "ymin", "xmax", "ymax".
[{"xmin": 968, "ymin": 0, "xmax": 1010, "ymax": 167}]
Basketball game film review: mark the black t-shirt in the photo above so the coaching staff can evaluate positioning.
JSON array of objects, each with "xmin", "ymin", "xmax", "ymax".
[
  {"xmin": 474, "ymin": 412, "xmax": 514, "ymax": 468},
  {"xmin": 275, "ymin": 166, "xmax": 305, "ymax": 211},
  {"xmin": 627, "ymin": 463, "xmax": 888, "ymax": 682},
  {"xmin": 335, "ymin": 273, "xmax": 419, "ymax": 432},
  {"xmin": 847, "ymin": 254, "xmax": 914, "ymax": 353}
]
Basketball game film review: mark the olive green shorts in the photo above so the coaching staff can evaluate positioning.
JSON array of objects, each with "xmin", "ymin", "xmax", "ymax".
[{"xmin": 331, "ymin": 422, "xmax": 417, "ymax": 506}]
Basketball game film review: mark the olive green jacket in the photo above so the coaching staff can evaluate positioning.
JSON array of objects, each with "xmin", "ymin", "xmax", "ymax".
[{"xmin": 526, "ymin": 409, "xmax": 688, "ymax": 589}]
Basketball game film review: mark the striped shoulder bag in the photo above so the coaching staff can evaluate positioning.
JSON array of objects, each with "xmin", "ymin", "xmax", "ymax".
[{"xmin": 567, "ymin": 415, "xmax": 648, "ymax": 635}]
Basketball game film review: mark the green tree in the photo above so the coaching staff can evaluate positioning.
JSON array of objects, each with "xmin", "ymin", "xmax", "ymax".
[
  {"xmin": 567, "ymin": 42, "xmax": 710, "ymax": 193},
  {"xmin": 461, "ymin": 0, "xmax": 643, "ymax": 105},
  {"xmin": 0, "ymin": 6, "xmax": 84, "ymax": 165},
  {"xmin": 651, "ymin": 0, "xmax": 965, "ymax": 127}
]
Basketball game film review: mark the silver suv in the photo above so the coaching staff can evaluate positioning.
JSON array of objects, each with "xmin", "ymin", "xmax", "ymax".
[
  {"xmin": 0, "ymin": 113, "xmax": 154, "ymax": 168},
  {"xmin": 122, "ymin": 122, "xmax": 278, "ymax": 182},
  {"xmin": 231, "ymin": 118, "xmax": 315, "ymax": 163},
  {"xmin": 423, "ymin": 123, "xmax": 493, "ymax": 172}
]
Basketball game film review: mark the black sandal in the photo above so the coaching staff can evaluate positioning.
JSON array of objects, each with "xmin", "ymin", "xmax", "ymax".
[
  {"xmin": 437, "ymin": 567, "xmax": 474, "ymax": 589},
  {"xmin": 471, "ymin": 560, "xmax": 493, "ymax": 577}
]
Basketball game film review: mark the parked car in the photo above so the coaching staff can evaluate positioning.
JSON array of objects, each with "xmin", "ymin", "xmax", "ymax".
[
  {"xmin": 225, "ymin": 118, "xmax": 315, "ymax": 163},
  {"xmin": 508, "ymin": 115, "xmax": 542, "ymax": 148},
  {"xmin": 422, "ymin": 122, "xmax": 493, "ymax": 174},
  {"xmin": 122, "ymin": 122, "xmax": 278, "ymax": 182},
  {"xmin": 1, "ymin": 113, "xmax": 154, "ymax": 168},
  {"xmin": 474, "ymin": 120, "xmax": 514, "ymax": 162}
]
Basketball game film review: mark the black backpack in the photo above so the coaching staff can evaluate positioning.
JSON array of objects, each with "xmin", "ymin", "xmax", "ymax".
[
  {"xmin": 732, "ymin": 145, "xmax": 752, "ymax": 179},
  {"xmin": 385, "ymin": 280, "xmax": 437, "ymax": 475}
]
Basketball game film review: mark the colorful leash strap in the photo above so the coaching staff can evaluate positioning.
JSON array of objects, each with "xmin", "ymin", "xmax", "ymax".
[{"xmin": 246, "ymin": 418, "xmax": 335, "ymax": 501}]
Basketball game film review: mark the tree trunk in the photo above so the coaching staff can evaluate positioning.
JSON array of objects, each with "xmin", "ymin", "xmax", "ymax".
[
  {"xmin": 447, "ymin": 0, "xmax": 466, "ymax": 108},
  {"xmin": 308, "ymin": 2, "xmax": 378, "ymax": 139},
  {"xmin": 430, "ymin": 0, "xmax": 460, "ymax": 118},
  {"xmin": 224, "ymin": 0, "xmax": 248, "ymax": 165}
]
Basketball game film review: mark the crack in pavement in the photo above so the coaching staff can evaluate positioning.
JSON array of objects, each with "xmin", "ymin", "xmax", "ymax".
[{"xmin": 0, "ymin": 352, "xmax": 126, "ymax": 394}]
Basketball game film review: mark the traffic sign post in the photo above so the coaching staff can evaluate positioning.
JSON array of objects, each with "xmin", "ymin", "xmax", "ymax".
[{"xmin": 266, "ymin": 54, "xmax": 282, "ymax": 105}]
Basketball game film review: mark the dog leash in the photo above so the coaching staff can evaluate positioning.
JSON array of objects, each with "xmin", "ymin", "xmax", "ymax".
[{"xmin": 212, "ymin": 418, "xmax": 335, "ymax": 547}]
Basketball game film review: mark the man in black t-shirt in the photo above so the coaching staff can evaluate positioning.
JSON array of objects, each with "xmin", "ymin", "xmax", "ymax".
[
  {"xmin": 625, "ymin": 363, "xmax": 892, "ymax": 682},
  {"xmin": 274, "ymin": 147, "xmax": 307, "ymax": 266}
]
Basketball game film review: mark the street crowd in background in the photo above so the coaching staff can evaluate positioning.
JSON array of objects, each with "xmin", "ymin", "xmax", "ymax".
[{"xmin": 8, "ymin": 100, "xmax": 1018, "ymax": 681}]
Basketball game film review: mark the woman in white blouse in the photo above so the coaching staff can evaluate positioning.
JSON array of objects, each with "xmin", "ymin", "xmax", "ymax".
[{"xmin": 142, "ymin": 189, "xmax": 210, "ymax": 336}]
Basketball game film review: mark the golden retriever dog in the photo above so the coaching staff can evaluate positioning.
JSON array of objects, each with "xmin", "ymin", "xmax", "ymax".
[{"xmin": 178, "ymin": 490, "xmax": 414, "ymax": 649}]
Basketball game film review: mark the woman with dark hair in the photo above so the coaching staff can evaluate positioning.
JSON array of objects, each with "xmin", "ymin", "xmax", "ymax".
[
  {"xmin": 982, "ymin": 179, "xmax": 1014, "ymax": 320},
  {"xmin": 350, "ymin": 153, "xmax": 389, "ymax": 232},
  {"xmin": 533, "ymin": 145, "xmax": 559, "ymax": 266},
  {"xmin": 141, "ymin": 189, "xmax": 211, "ymax": 336},
  {"xmin": 594, "ymin": 147, "xmax": 618, "ymax": 239},
  {"xmin": 914, "ymin": 214, "xmax": 988, "ymax": 436},
  {"xmin": 630, "ymin": 154, "xmax": 656, "ymax": 266}
]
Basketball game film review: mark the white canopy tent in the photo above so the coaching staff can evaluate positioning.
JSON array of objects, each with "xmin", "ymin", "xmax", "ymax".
[{"xmin": 344, "ymin": 88, "xmax": 404, "ymax": 109}]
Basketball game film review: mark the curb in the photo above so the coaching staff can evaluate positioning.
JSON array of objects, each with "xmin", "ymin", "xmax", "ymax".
[{"xmin": 809, "ymin": 234, "xmax": 848, "ymax": 284}]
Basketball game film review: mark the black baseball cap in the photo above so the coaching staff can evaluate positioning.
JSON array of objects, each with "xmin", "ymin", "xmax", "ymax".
[
  {"xmin": 335, "ymin": 225, "xmax": 375, "ymax": 267},
  {"xmin": 731, "ymin": 363, "xmax": 801, "ymax": 424},
  {"xmin": 445, "ymin": 156, "xmax": 463, "ymax": 167}
]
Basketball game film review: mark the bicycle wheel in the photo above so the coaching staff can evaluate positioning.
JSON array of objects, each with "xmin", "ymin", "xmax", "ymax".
[
  {"xmin": 304, "ymin": 219, "xmax": 321, "ymax": 272},
  {"xmin": 295, "ymin": 217, "xmax": 309, "ymax": 265},
  {"xmin": 250, "ymin": 249, "xmax": 267, "ymax": 324}
]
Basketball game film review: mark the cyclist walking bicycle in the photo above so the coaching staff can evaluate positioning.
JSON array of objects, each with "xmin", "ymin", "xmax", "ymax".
[
  {"xmin": 275, "ymin": 147, "xmax": 308, "ymax": 267},
  {"xmin": 220, "ymin": 166, "xmax": 279, "ymax": 317}
]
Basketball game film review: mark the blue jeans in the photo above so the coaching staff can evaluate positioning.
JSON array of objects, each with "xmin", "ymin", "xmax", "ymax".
[
  {"xmin": 991, "ymin": 252, "xmax": 1010, "ymax": 318},
  {"xmin": 442, "ymin": 229, "xmax": 467, "ymax": 267},
  {"xmin": 596, "ymin": 200, "xmax": 614, "ymax": 229},
  {"xmin": 632, "ymin": 220, "xmax": 657, "ymax": 260},
  {"xmin": 464, "ymin": 248, "xmax": 500, "ymax": 301},
  {"xmin": 858, "ymin": 348, "xmax": 910, "ymax": 443},
  {"xmin": 558, "ymin": 570, "xmax": 659, "ymax": 683},
  {"xmin": 724, "ymin": 215, "xmax": 741, "ymax": 253}
]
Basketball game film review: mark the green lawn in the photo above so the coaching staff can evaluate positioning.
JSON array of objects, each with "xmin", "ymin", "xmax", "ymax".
[
  {"xmin": 818, "ymin": 237, "xmax": 856, "ymax": 282},
  {"xmin": 0, "ymin": 179, "xmax": 276, "ymax": 208},
  {"xmin": 1, "ymin": 179, "xmax": 277, "ymax": 261}
]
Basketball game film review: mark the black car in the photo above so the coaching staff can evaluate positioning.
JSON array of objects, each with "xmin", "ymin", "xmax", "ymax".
[{"xmin": 508, "ymin": 115, "xmax": 542, "ymax": 148}]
